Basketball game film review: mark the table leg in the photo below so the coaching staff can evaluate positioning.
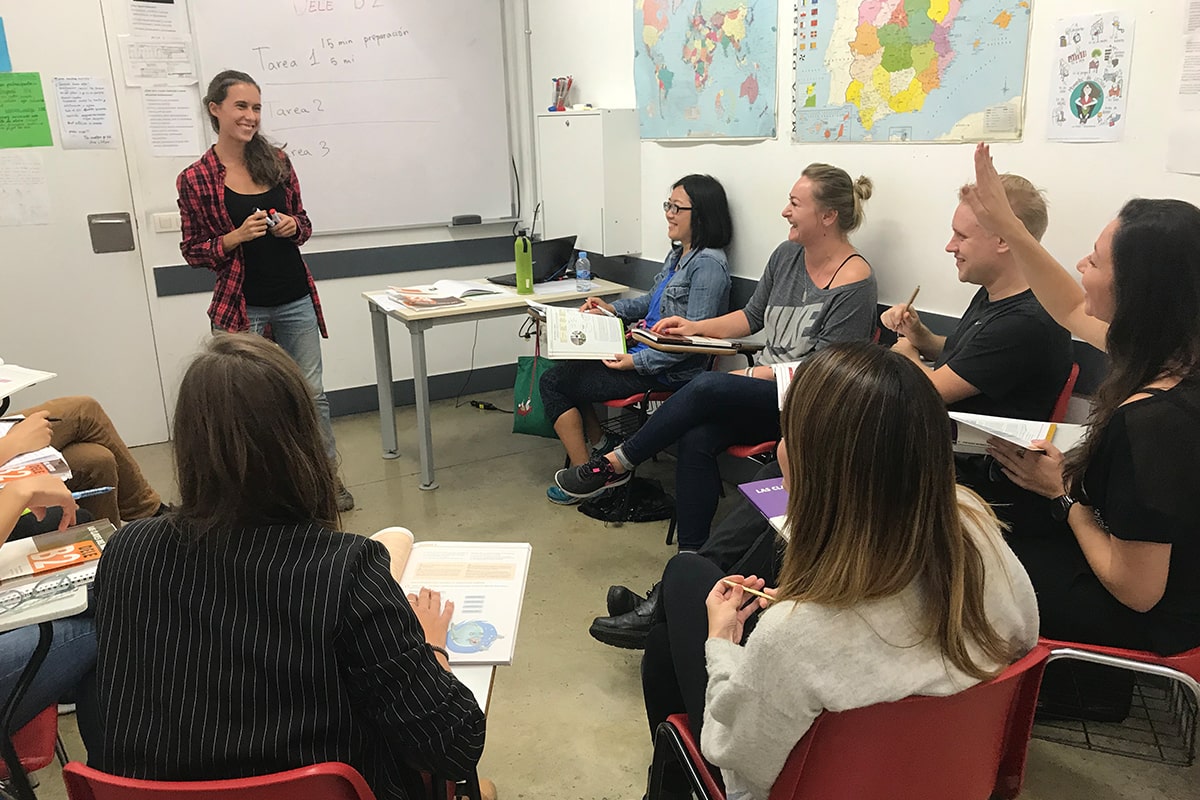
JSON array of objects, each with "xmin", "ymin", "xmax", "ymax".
[
  {"xmin": 408, "ymin": 320, "xmax": 438, "ymax": 491},
  {"xmin": 370, "ymin": 304, "xmax": 399, "ymax": 460},
  {"xmin": 0, "ymin": 621, "xmax": 53, "ymax": 800}
]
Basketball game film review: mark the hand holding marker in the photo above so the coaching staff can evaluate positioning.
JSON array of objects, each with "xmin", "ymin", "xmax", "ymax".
[{"xmin": 254, "ymin": 207, "xmax": 282, "ymax": 229}]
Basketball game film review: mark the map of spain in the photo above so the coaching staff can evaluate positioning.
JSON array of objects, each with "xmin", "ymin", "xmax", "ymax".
[
  {"xmin": 635, "ymin": 0, "xmax": 778, "ymax": 139},
  {"xmin": 795, "ymin": 0, "xmax": 1031, "ymax": 143}
]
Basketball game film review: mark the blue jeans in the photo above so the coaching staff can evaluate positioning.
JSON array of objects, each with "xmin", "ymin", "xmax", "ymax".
[
  {"xmin": 539, "ymin": 360, "xmax": 683, "ymax": 424},
  {"xmin": 0, "ymin": 617, "xmax": 99, "ymax": 749},
  {"xmin": 617, "ymin": 371, "xmax": 780, "ymax": 550},
  {"xmin": 243, "ymin": 297, "xmax": 337, "ymax": 463}
]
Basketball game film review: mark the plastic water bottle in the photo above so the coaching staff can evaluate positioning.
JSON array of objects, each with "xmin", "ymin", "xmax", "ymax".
[
  {"xmin": 514, "ymin": 230, "xmax": 534, "ymax": 296},
  {"xmin": 575, "ymin": 251, "xmax": 591, "ymax": 292}
]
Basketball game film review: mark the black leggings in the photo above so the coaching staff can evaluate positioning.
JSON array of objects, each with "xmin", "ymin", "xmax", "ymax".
[{"xmin": 641, "ymin": 534, "xmax": 782, "ymax": 743}]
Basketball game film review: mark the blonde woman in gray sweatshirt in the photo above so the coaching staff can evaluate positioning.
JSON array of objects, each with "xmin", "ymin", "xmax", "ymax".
[{"xmin": 661, "ymin": 344, "xmax": 1039, "ymax": 799}]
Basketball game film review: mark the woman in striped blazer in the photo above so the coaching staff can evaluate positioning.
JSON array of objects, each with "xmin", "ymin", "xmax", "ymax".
[{"xmin": 91, "ymin": 334, "xmax": 486, "ymax": 800}]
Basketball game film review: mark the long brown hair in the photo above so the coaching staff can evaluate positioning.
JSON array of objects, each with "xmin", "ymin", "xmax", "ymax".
[
  {"xmin": 172, "ymin": 333, "xmax": 338, "ymax": 534},
  {"xmin": 1066, "ymin": 198, "xmax": 1200, "ymax": 491},
  {"xmin": 203, "ymin": 70, "xmax": 289, "ymax": 188},
  {"xmin": 775, "ymin": 344, "xmax": 1015, "ymax": 680}
]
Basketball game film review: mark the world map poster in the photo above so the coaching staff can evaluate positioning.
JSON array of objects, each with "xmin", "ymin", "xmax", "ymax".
[
  {"xmin": 793, "ymin": 0, "xmax": 1032, "ymax": 143},
  {"xmin": 634, "ymin": 0, "xmax": 779, "ymax": 139}
]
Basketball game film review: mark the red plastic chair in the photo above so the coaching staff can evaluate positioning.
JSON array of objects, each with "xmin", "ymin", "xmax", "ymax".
[
  {"xmin": 62, "ymin": 761, "xmax": 380, "ymax": 800},
  {"xmin": 0, "ymin": 705, "xmax": 62, "ymax": 780},
  {"xmin": 1038, "ymin": 637, "xmax": 1200, "ymax": 764},
  {"xmin": 648, "ymin": 645, "xmax": 1051, "ymax": 800},
  {"xmin": 1049, "ymin": 363, "xmax": 1080, "ymax": 424}
]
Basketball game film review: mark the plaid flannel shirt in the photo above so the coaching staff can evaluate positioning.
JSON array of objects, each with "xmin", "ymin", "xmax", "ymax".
[{"xmin": 176, "ymin": 146, "xmax": 327, "ymax": 336}]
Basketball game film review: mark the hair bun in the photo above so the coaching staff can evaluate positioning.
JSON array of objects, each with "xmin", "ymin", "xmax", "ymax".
[{"xmin": 853, "ymin": 176, "xmax": 874, "ymax": 203}]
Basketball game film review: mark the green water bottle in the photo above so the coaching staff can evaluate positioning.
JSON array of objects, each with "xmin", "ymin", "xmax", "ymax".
[{"xmin": 514, "ymin": 230, "xmax": 534, "ymax": 295}]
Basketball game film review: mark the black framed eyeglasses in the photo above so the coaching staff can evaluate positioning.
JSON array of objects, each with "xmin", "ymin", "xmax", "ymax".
[{"xmin": 663, "ymin": 201, "xmax": 693, "ymax": 215}]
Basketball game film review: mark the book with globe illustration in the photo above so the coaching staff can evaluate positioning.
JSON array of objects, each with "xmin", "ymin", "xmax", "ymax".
[{"xmin": 384, "ymin": 537, "xmax": 532, "ymax": 666}]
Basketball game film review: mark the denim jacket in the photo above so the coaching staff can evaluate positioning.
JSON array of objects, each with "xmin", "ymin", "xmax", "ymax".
[{"xmin": 611, "ymin": 246, "xmax": 731, "ymax": 384}]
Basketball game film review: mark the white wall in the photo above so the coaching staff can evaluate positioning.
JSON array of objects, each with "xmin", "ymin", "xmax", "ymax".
[
  {"xmin": 529, "ymin": 0, "xmax": 1200, "ymax": 318},
  {"xmin": 23, "ymin": 0, "xmax": 1198, "ymax": 432},
  {"xmin": 96, "ymin": 0, "xmax": 542, "ymax": 415}
]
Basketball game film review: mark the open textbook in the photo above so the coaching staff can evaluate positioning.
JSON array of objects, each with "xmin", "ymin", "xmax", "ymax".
[
  {"xmin": 542, "ymin": 306, "xmax": 627, "ymax": 361},
  {"xmin": 375, "ymin": 534, "xmax": 532, "ymax": 666},
  {"xmin": 948, "ymin": 412, "xmax": 1087, "ymax": 456},
  {"xmin": 0, "ymin": 360, "xmax": 56, "ymax": 401}
]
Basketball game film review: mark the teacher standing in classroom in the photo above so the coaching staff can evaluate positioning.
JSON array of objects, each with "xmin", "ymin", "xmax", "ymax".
[{"xmin": 176, "ymin": 69, "xmax": 353, "ymax": 512}]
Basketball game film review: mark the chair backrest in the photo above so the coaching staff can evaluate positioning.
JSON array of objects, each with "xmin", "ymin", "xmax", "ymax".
[
  {"xmin": 0, "ymin": 705, "xmax": 59, "ymax": 778},
  {"xmin": 768, "ymin": 645, "xmax": 1050, "ymax": 800},
  {"xmin": 1050, "ymin": 363, "xmax": 1080, "ymax": 424},
  {"xmin": 62, "ymin": 761, "xmax": 378, "ymax": 800}
]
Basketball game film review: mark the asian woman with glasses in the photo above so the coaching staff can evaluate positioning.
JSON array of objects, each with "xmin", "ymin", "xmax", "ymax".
[{"xmin": 541, "ymin": 174, "xmax": 733, "ymax": 505}]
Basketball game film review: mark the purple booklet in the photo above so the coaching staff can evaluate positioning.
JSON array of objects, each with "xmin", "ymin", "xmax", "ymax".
[{"xmin": 737, "ymin": 478, "xmax": 789, "ymax": 536}]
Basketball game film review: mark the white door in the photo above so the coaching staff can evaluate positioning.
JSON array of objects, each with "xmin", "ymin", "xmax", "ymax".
[{"xmin": 0, "ymin": 0, "xmax": 167, "ymax": 445}]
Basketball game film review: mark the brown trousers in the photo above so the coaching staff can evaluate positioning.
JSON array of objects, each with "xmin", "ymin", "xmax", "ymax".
[{"xmin": 16, "ymin": 396, "xmax": 161, "ymax": 525}]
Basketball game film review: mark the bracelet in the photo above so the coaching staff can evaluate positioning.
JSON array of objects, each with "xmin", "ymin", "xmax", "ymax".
[
  {"xmin": 429, "ymin": 644, "xmax": 450, "ymax": 660},
  {"xmin": 745, "ymin": 366, "xmax": 754, "ymax": 378}
]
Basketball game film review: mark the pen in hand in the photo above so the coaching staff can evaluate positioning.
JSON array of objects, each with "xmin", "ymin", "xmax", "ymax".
[
  {"xmin": 721, "ymin": 578, "xmax": 776, "ymax": 603},
  {"xmin": 0, "ymin": 417, "xmax": 62, "ymax": 423},
  {"xmin": 904, "ymin": 285, "xmax": 921, "ymax": 316}
]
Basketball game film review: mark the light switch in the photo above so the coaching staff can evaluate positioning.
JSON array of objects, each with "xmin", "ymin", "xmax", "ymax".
[{"xmin": 151, "ymin": 212, "xmax": 182, "ymax": 233}]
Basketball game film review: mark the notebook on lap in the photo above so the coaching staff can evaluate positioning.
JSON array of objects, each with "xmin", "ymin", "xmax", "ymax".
[{"xmin": 488, "ymin": 235, "xmax": 577, "ymax": 286}]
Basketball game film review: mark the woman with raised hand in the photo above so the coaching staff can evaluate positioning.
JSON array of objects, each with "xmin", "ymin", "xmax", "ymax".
[
  {"xmin": 91, "ymin": 334, "xmax": 487, "ymax": 799},
  {"xmin": 640, "ymin": 344, "xmax": 1037, "ymax": 799},
  {"xmin": 542, "ymin": 174, "xmax": 732, "ymax": 505},
  {"xmin": 556, "ymin": 164, "xmax": 878, "ymax": 552},
  {"xmin": 963, "ymin": 143, "xmax": 1200, "ymax": 714},
  {"xmin": 177, "ymin": 70, "xmax": 353, "ymax": 512}
]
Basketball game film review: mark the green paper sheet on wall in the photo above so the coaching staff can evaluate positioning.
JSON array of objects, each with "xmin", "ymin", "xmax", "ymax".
[{"xmin": 0, "ymin": 72, "xmax": 52, "ymax": 148}]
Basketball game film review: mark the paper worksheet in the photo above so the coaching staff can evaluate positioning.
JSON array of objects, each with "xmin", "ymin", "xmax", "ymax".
[
  {"xmin": 116, "ymin": 35, "xmax": 197, "ymax": 86},
  {"xmin": 142, "ymin": 87, "xmax": 203, "ymax": 157},
  {"xmin": 52, "ymin": 76, "xmax": 117, "ymax": 149},
  {"xmin": 128, "ymin": 0, "xmax": 189, "ymax": 37},
  {"xmin": 1168, "ymin": 36, "xmax": 1200, "ymax": 174},
  {"xmin": 0, "ymin": 151, "xmax": 50, "ymax": 226}
]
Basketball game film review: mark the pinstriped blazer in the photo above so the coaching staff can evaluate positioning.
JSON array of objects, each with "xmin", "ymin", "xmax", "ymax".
[{"xmin": 92, "ymin": 517, "xmax": 485, "ymax": 800}]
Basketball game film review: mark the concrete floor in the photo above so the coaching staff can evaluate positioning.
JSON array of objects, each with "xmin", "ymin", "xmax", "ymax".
[{"xmin": 35, "ymin": 390, "xmax": 1200, "ymax": 799}]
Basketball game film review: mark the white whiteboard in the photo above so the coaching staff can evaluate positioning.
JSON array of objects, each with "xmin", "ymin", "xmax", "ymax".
[{"xmin": 189, "ymin": 0, "xmax": 516, "ymax": 233}]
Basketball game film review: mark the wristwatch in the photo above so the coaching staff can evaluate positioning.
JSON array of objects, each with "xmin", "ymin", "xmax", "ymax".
[{"xmin": 1050, "ymin": 494, "xmax": 1077, "ymax": 522}]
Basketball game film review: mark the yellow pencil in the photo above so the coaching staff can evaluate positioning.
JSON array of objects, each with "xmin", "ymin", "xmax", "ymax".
[{"xmin": 721, "ymin": 578, "xmax": 776, "ymax": 603}]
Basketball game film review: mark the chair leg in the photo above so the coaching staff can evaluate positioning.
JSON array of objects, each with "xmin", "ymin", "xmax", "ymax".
[
  {"xmin": 54, "ymin": 734, "xmax": 68, "ymax": 768},
  {"xmin": 666, "ymin": 514, "xmax": 676, "ymax": 546}
]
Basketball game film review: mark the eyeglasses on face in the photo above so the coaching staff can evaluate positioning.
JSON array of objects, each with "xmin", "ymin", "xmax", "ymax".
[{"xmin": 663, "ymin": 201, "xmax": 693, "ymax": 215}]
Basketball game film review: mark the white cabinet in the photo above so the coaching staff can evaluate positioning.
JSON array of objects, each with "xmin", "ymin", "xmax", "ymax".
[{"xmin": 536, "ymin": 109, "xmax": 641, "ymax": 257}]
